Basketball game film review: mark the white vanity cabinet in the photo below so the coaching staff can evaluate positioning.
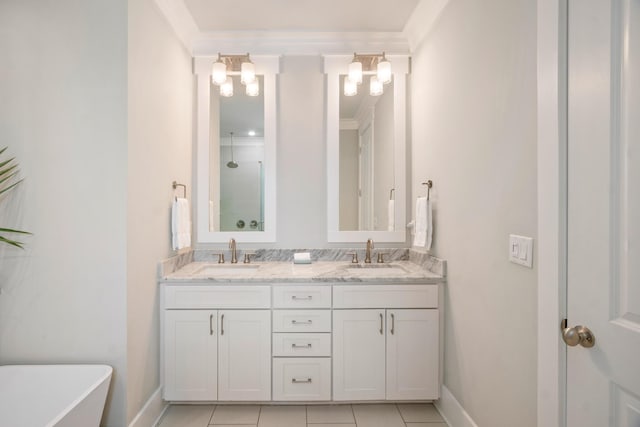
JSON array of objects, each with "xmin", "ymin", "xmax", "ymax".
[
  {"xmin": 162, "ymin": 285, "xmax": 271, "ymax": 401},
  {"xmin": 162, "ymin": 280, "xmax": 441, "ymax": 403},
  {"xmin": 332, "ymin": 285, "xmax": 440, "ymax": 401},
  {"xmin": 163, "ymin": 309, "xmax": 218, "ymax": 401}
]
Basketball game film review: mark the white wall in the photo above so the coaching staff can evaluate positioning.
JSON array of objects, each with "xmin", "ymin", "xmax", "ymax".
[
  {"xmin": 276, "ymin": 56, "xmax": 328, "ymax": 247},
  {"xmin": 410, "ymin": 0, "xmax": 538, "ymax": 426},
  {"xmin": 127, "ymin": 0, "xmax": 193, "ymax": 423},
  {"xmin": 0, "ymin": 1, "xmax": 128, "ymax": 425}
]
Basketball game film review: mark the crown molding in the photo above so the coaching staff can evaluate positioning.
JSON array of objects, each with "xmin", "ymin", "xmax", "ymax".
[
  {"xmin": 403, "ymin": 0, "xmax": 451, "ymax": 51},
  {"xmin": 154, "ymin": 0, "xmax": 414, "ymax": 55},
  {"xmin": 152, "ymin": 0, "xmax": 199, "ymax": 53},
  {"xmin": 192, "ymin": 31, "xmax": 410, "ymax": 56}
]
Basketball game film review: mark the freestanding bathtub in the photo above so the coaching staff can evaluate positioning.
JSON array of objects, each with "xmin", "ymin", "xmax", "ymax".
[{"xmin": 0, "ymin": 364, "xmax": 112, "ymax": 427}]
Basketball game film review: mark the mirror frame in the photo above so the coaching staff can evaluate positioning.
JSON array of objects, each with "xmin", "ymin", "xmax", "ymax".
[
  {"xmin": 324, "ymin": 55, "xmax": 409, "ymax": 242},
  {"xmin": 194, "ymin": 56, "xmax": 280, "ymax": 243}
]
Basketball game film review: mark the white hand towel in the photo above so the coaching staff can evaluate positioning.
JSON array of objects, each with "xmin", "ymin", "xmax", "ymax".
[
  {"xmin": 413, "ymin": 197, "xmax": 433, "ymax": 250},
  {"xmin": 388, "ymin": 199, "xmax": 395, "ymax": 231},
  {"xmin": 172, "ymin": 197, "xmax": 191, "ymax": 250}
]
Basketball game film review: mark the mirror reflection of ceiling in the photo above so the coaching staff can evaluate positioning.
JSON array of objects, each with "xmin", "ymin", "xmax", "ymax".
[
  {"xmin": 184, "ymin": 0, "xmax": 420, "ymax": 32},
  {"xmin": 219, "ymin": 75, "xmax": 265, "ymax": 138}
]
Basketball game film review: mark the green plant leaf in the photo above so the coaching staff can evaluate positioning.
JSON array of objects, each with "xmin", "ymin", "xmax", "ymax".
[
  {"xmin": 0, "ymin": 235, "xmax": 25, "ymax": 249},
  {"xmin": 1, "ymin": 146, "xmax": 30, "ymax": 249}
]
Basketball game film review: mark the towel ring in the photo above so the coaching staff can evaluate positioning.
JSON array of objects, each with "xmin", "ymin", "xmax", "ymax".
[
  {"xmin": 421, "ymin": 180, "xmax": 433, "ymax": 201},
  {"xmin": 173, "ymin": 181, "xmax": 187, "ymax": 199}
]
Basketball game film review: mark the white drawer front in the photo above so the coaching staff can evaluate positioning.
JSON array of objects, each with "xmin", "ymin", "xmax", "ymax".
[
  {"xmin": 164, "ymin": 286, "xmax": 271, "ymax": 309},
  {"xmin": 272, "ymin": 310, "xmax": 331, "ymax": 332},
  {"xmin": 272, "ymin": 333, "xmax": 331, "ymax": 357},
  {"xmin": 273, "ymin": 286, "xmax": 331, "ymax": 308},
  {"xmin": 272, "ymin": 358, "xmax": 331, "ymax": 401},
  {"xmin": 333, "ymin": 285, "xmax": 438, "ymax": 309}
]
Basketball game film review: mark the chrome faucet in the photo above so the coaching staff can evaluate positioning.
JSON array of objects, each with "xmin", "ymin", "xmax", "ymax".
[
  {"xmin": 229, "ymin": 238, "xmax": 238, "ymax": 264},
  {"xmin": 365, "ymin": 238, "xmax": 374, "ymax": 263}
]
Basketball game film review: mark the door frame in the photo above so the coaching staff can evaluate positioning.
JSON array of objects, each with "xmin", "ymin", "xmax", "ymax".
[{"xmin": 537, "ymin": 1, "xmax": 568, "ymax": 427}]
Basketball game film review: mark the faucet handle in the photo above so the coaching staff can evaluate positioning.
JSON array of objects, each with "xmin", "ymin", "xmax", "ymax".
[
  {"xmin": 376, "ymin": 252, "xmax": 389, "ymax": 264},
  {"xmin": 243, "ymin": 252, "xmax": 256, "ymax": 264},
  {"xmin": 347, "ymin": 252, "xmax": 359, "ymax": 263},
  {"xmin": 215, "ymin": 253, "xmax": 225, "ymax": 264}
]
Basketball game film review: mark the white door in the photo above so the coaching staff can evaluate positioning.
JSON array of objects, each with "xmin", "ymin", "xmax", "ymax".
[
  {"xmin": 386, "ymin": 309, "xmax": 439, "ymax": 400},
  {"xmin": 567, "ymin": 1, "xmax": 640, "ymax": 425},
  {"xmin": 218, "ymin": 310, "xmax": 271, "ymax": 401},
  {"xmin": 163, "ymin": 310, "xmax": 217, "ymax": 401},
  {"xmin": 333, "ymin": 309, "xmax": 386, "ymax": 400}
]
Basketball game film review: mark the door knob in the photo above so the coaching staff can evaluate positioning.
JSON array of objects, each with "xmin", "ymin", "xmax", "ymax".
[{"xmin": 561, "ymin": 319, "xmax": 595, "ymax": 348}]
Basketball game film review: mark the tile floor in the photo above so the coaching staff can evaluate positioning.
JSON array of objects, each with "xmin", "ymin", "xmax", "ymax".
[{"xmin": 157, "ymin": 403, "xmax": 448, "ymax": 427}]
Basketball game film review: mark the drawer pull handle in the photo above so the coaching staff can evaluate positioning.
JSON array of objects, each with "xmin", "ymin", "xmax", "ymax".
[
  {"xmin": 292, "ymin": 377, "xmax": 312, "ymax": 384},
  {"xmin": 221, "ymin": 314, "xmax": 225, "ymax": 335},
  {"xmin": 292, "ymin": 295, "xmax": 313, "ymax": 300},
  {"xmin": 292, "ymin": 343, "xmax": 312, "ymax": 349},
  {"xmin": 390, "ymin": 313, "xmax": 395, "ymax": 335},
  {"xmin": 292, "ymin": 320, "xmax": 313, "ymax": 325},
  {"xmin": 209, "ymin": 314, "xmax": 214, "ymax": 335},
  {"xmin": 379, "ymin": 313, "xmax": 383, "ymax": 335}
]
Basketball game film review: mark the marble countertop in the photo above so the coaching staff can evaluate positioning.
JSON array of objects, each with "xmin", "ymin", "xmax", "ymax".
[{"xmin": 161, "ymin": 260, "xmax": 443, "ymax": 284}]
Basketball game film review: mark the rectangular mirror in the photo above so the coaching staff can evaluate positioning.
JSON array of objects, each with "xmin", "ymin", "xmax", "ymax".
[
  {"xmin": 211, "ymin": 75, "xmax": 265, "ymax": 232},
  {"xmin": 325, "ymin": 55, "xmax": 409, "ymax": 242},
  {"xmin": 339, "ymin": 75, "xmax": 395, "ymax": 231},
  {"xmin": 195, "ymin": 56, "xmax": 279, "ymax": 243}
]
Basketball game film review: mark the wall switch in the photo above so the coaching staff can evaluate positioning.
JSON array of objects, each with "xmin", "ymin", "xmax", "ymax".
[{"xmin": 509, "ymin": 234, "xmax": 533, "ymax": 268}]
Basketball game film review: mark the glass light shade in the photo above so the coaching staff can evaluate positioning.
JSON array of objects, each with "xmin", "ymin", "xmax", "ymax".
[
  {"xmin": 377, "ymin": 58, "xmax": 392, "ymax": 84},
  {"xmin": 344, "ymin": 78, "xmax": 358, "ymax": 97},
  {"xmin": 241, "ymin": 61, "xmax": 256, "ymax": 84},
  {"xmin": 211, "ymin": 60, "xmax": 227, "ymax": 85},
  {"xmin": 370, "ymin": 75, "xmax": 383, "ymax": 96},
  {"xmin": 348, "ymin": 60, "xmax": 363, "ymax": 85},
  {"xmin": 246, "ymin": 79, "xmax": 260, "ymax": 97},
  {"xmin": 220, "ymin": 76, "xmax": 233, "ymax": 97}
]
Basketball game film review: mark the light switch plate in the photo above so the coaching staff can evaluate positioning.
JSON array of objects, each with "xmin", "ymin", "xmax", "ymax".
[{"xmin": 509, "ymin": 234, "xmax": 533, "ymax": 268}]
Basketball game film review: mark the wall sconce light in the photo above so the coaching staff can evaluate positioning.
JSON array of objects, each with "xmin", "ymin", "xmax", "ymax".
[
  {"xmin": 211, "ymin": 53, "xmax": 259, "ymax": 97},
  {"xmin": 343, "ymin": 52, "xmax": 392, "ymax": 97}
]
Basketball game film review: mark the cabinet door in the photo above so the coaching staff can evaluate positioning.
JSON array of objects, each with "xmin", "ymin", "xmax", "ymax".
[
  {"xmin": 386, "ymin": 309, "xmax": 439, "ymax": 400},
  {"xmin": 218, "ymin": 310, "xmax": 271, "ymax": 400},
  {"xmin": 333, "ymin": 309, "xmax": 386, "ymax": 400},
  {"xmin": 163, "ymin": 310, "xmax": 217, "ymax": 401}
]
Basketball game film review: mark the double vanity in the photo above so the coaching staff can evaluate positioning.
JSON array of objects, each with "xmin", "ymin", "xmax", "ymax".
[{"xmin": 159, "ymin": 249, "xmax": 445, "ymax": 404}]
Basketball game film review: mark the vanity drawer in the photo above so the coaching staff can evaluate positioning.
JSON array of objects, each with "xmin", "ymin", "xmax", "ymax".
[
  {"xmin": 272, "ymin": 357, "xmax": 331, "ymax": 401},
  {"xmin": 164, "ymin": 285, "xmax": 271, "ymax": 309},
  {"xmin": 333, "ymin": 285, "xmax": 438, "ymax": 309},
  {"xmin": 273, "ymin": 333, "xmax": 331, "ymax": 357},
  {"xmin": 272, "ymin": 310, "xmax": 331, "ymax": 332},
  {"xmin": 273, "ymin": 285, "xmax": 331, "ymax": 308}
]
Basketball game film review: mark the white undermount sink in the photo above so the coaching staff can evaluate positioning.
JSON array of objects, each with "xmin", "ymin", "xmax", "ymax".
[{"xmin": 193, "ymin": 264, "xmax": 260, "ymax": 276}]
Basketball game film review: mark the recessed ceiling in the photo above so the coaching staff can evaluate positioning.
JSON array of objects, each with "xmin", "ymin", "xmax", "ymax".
[{"xmin": 184, "ymin": 0, "xmax": 421, "ymax": 32}]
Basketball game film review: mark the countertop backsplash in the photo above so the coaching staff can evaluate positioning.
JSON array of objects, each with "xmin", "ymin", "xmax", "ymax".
[{"xmin": 159, "ymin": 248, "xmax": 446, "ymax": 278}]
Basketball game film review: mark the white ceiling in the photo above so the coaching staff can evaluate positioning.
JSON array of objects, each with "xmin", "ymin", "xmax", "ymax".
[{"xmin": 184, "ymin": 0, "xmax": 421, "ymax": 32}]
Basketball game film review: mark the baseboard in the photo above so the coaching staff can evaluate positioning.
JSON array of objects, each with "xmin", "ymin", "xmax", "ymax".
[
  {"xmin": 435, "ymin": 385, "xmax": 479, "ymax": 427},
  {"xmin": 128, "ymin": 386, "xmax": 168, "ymax": 427}
]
